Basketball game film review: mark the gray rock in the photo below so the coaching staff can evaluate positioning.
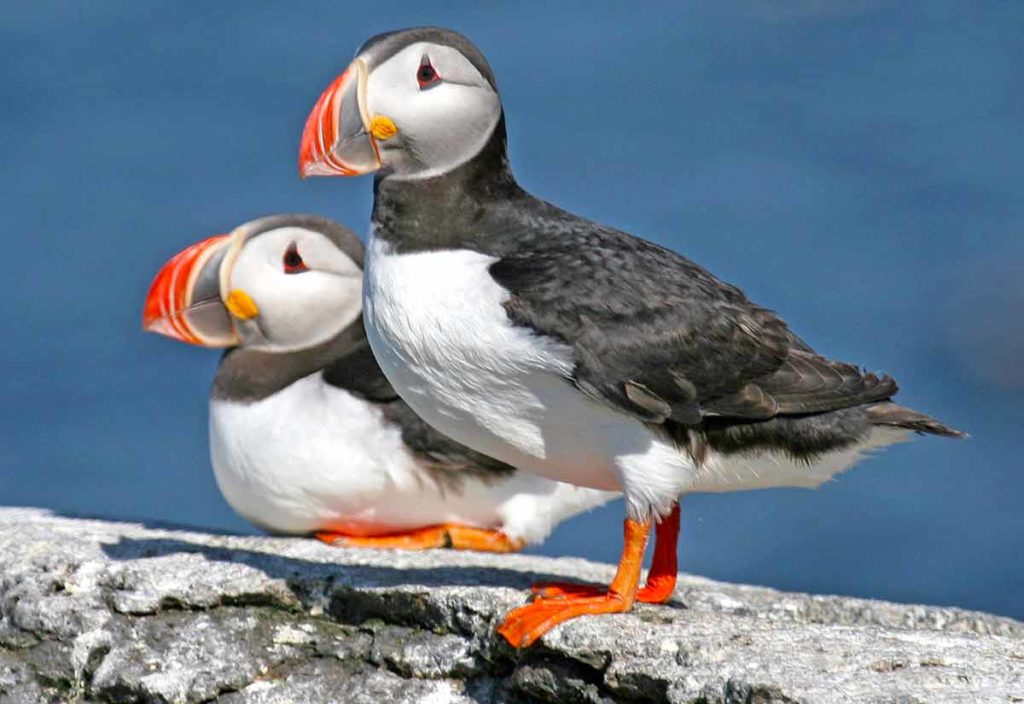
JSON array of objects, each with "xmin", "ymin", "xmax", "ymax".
[{"xmin": 0, "ymin": 507, "xmax": 1020, "ymax": 704}]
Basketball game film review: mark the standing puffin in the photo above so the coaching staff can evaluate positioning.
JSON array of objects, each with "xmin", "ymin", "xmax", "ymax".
[
  {"xmin": 298, "ymin": 28, "xmax": 964, "ymax": 647},
  {"xmin": 142, "ymin": 214, "xmax": 616, "ymax": 551}
]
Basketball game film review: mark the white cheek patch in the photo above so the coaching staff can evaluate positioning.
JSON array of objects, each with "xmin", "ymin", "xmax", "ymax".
[
  {"xmin": 366, "ymin": 43, "xmax": 501, "ymax": 179},
  {"xmin": 228, "ymin": 228, "xmax": 364, "ymax": 353},
  {"xmin": 249, "ymin": 272, "xmax": 362, "ymax": 353}
]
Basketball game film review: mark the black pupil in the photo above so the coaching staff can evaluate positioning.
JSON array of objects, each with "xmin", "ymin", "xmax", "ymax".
[
  {"xmin": 418, "ymin": 65, "xmax": 436, "ymax": 83},
  {"xmin": 285, "ymin": 249, "xmax": 302, "ymax": 268}
]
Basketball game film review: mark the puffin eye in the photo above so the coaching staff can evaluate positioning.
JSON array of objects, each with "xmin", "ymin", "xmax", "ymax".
[
  {"xmin": 283, "ymin": 243, "xmax": 308, "ymax": 274},
  {"xmin": 416, "ymin": 55, "xmax": 440, "ymax": 89}
]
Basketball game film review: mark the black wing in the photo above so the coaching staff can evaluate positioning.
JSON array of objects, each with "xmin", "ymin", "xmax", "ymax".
[
  {"xmin": 488, "ymin": 220, "xmax": 896, "ymax": 426},
  {"xmin": 322, "ymin": 337, "xmax": 516, "ymax": 486}
]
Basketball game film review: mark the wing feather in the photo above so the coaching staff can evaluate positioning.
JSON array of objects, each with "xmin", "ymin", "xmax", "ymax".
[{"xmin": 490, "ymin": 223, "xmax": 896, "ymax": 425}]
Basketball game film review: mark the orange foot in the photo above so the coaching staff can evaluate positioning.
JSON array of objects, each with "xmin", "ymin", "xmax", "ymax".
[
  {"xmin": 498, "ymin": 592, "xmax": 632, "ymax": 648},
  {"xmin": 315, "ymin": 523, "xmax": 525, "ymax": 553},
  {"xmin": 499, "ymin": 516, "xmax": 653, "ymax": 648},
  {"xmin": 531, "ymin": 501, "xmax": 681, "ymax": 604},
  {"xmin": 529, "ymin": 578, "xmax": 672, "ymax": 604}
]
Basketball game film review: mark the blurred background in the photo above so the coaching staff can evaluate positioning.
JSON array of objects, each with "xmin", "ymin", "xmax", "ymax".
[{"xmin": 2, "ymin": 1, "xmax": 1021, "ymax": 619}]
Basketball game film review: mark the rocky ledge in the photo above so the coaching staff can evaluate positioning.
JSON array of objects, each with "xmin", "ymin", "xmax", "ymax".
[{"xmin": 0, "ymin": 508, "xmax": 1020, "ymax": 703}]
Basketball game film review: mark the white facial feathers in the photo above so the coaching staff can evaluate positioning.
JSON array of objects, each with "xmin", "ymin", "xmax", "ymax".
[
  {"xmin": 228, "ymin": 226, "xmax": 362, "ymax": 352},
  {"xmin": 365, "ymin": 42, "xmax": 501, "ymax": 179}
]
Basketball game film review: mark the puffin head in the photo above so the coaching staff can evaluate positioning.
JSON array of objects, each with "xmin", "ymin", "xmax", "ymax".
[
  {"xmin": 142, "ymin": 215, "xmax": 364, "ymax": 352},
  {"xmin": 299, "ymin": 27, "xmax": 502, "ymax": 181}
]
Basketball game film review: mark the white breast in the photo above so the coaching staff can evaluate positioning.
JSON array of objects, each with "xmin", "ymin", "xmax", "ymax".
[
  {"xmin": 362, "ymin": 236, "xmax": 911, "ymax": 521},
  {"xmin": 208, "ymin": 372, "xmax": 613, "ymax": 541},
  {"xmin": 210, "ymin": 373, "xmax": 414, "ymax": 534}
]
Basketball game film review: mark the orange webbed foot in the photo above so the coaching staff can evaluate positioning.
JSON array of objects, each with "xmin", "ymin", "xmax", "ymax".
[
  {"xmin": 315, "ymin": 526, "xmax": 448, "ymax": 550},
  {"xmin": 635, "ymin": 573, "xmax": 676, "ymax": 604},
  {"xmin": 315, "ymin": 524, "xmax": 524, "ymax": 553},
  {"xmin": 497, "ymin": 592, "xmax": 631, "ymax": 648},
  {"xmin": 446, "ymin": 525, "xmax": 525, "ymax": 553},
  {"xmin": 529, "ymin": 502, "xmax": 681, "ymax": 605},
  {"xmin": 530, "ymin": 581, "xmax": 604, "ymax": 600},
  {"xmin": 530, "ymin": 579, "xmax": 673, "ymax": 603},
  {"xmin": 498, "ymin": 516, "xmax": 653, "ymax": 648}
]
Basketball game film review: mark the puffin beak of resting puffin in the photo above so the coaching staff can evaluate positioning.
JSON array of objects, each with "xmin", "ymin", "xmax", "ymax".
[
  {"xmin": 142, "ymin": 233, "xmax": 245, "ymax": 347},
  {"xmin": 299, "ymin": 58, "xmax": 396, "ymax": 178}
]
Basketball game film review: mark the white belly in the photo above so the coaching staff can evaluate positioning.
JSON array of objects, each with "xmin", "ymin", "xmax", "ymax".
[
  {"xmin": 362, "ymin": 236, "xmax": 910, "ymax": 520},
  {"xmin": 208, "ymin": 372, "xmax": 612, "ymax": 542}
]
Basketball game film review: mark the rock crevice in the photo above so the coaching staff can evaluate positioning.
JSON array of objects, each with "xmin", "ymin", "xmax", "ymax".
[{"xmin": 0, "ymin": 508, "xmax": 1020, "ymax": 703}]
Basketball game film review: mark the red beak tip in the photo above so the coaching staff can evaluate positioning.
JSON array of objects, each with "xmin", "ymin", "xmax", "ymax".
[{"xmin": 142, "ymin": 233, "xmax": 230, "ymax": 346}]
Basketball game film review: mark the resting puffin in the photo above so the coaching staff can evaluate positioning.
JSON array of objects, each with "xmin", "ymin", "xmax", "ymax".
[
  {"xmin": 142, "ymin": 214, "xmax": 616, "ymax": 551},
  {"xmin": 298, "ymin": 28, "xmax": 965, "ymax": 647}
]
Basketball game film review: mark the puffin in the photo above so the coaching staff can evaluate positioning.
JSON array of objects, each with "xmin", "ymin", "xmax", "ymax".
[
  {"xmin": 142, "ymin": 213, "xmax": 616, "ymax": 551},
  {"xmin": 297, "ymin": 27, "xmax": 965, "ymax": 647}
]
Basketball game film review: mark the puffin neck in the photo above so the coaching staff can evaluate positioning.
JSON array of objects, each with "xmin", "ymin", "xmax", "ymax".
[
  {"xmin": 211, "ymin": 317, "xmax": 372, "ymax": 403},
  {"xmin": 371, "ymin": 113, "xmax": 526, "ymax": 253}
]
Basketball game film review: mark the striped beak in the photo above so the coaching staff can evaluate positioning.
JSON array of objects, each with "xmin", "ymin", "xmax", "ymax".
[
  {"xmin": 142, "ymin": 234, "xmax": 239, "ymax": 347},
  {"xmin": 299, "ymin": 58, "xmax": 382, "ymax": 178}
]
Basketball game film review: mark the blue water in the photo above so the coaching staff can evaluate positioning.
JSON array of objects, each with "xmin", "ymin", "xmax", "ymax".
[{"xmin": 2, "ymin": 2, "xmax": 1021, "ymax": 619}]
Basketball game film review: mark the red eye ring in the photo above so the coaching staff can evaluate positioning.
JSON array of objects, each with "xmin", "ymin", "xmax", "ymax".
[
  {"xmin": 417, "ymin": 55, "xmax": 441, "ymax": 89},
  {"xmin": 283, "ymin": 243, "xmax": 308, "ymax": 274}
]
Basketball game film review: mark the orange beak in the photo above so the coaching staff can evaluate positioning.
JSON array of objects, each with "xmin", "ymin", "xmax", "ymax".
[
  {"xmin": 299, "ymin": 58, "xmax": 383, "ymax": 178},
  {"xmin": 142, "ymin": 234, "xmax": 238, "ymax": 347}
]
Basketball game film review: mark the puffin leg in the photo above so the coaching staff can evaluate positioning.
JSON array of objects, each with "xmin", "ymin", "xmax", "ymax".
[
  {"xmin": 635, "ymin": 501, "xmax": 680, "ymax": 601},
  {"xmin": 531, "ymin": 501, "xmax": 680, "ymax": 603},
  {"xmin": 315, "ymin": 524, "xmax": 524, "ymax": 553},
  {"xmin": 497, "ymin": 517, "xmax": 651, "ymax": 648}
]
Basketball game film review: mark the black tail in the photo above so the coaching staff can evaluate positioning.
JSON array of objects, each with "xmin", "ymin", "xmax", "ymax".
[{"xmin": 866, "ymin": 402, "xmax": 967, "ymax": 438}]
